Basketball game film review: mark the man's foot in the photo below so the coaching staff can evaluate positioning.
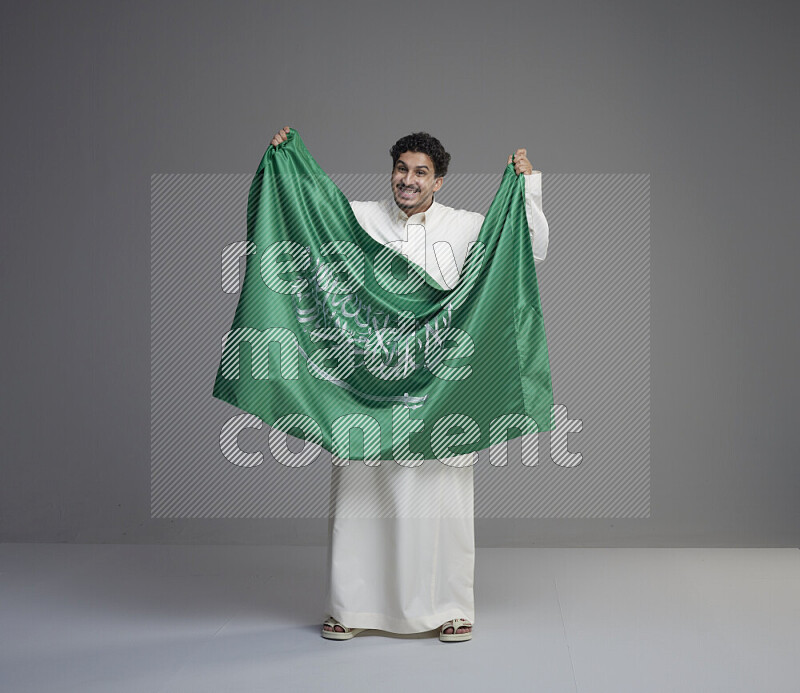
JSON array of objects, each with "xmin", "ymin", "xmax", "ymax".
[
  {"xmin": 439, "ymin": 618, "xmax": 473, "ymax": 642},
  {"xmin": 321, "ymin": 616, "xmax": 364, "ymax": 640}
]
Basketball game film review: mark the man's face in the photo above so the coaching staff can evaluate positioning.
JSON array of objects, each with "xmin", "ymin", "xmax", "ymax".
[{"xmin": 390, "ymin": 151, "xmax": 443, "ymax": 216}]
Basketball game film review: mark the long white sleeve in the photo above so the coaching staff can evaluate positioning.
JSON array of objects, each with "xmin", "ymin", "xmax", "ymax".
[{"xmin": 524, "ymin": 171, "xmax": 549, "ymax": 263}]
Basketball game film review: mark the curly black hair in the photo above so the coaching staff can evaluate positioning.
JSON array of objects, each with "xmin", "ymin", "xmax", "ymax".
[{"xmin": 389, "ymin": 132, "xmax": 451, "ymax": 178}]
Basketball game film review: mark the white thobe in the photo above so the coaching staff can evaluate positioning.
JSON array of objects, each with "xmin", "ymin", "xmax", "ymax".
[{"xmin": 323, "ymin": 172, "xmax": 549, "ymax": 633}]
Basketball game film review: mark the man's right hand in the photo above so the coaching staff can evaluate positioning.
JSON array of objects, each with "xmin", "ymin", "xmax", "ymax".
[{"xmin": 270, "ymin": 126, "xmax": 291, "ymax": 147}]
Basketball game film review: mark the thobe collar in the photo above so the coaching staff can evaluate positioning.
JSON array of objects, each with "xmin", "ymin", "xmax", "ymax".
[{"xmin": 383, "ymin": 195, "xmax": 442, "ymax": 225}]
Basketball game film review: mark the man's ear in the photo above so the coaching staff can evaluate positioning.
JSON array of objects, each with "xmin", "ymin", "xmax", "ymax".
[{"xmin": 433, "ymin": 176, "xmax": 444, "ymax": 193}]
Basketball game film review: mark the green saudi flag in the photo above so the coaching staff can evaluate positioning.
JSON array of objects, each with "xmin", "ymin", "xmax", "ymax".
[{"xmin": 212, "ymin": 128, "xmax": 553, "ymax": 462}]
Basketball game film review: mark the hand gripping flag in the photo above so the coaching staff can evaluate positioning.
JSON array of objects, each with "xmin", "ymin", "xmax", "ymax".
[{"xmin": 212, "ymin": 128, "xmax": 553, "ymax": 463}]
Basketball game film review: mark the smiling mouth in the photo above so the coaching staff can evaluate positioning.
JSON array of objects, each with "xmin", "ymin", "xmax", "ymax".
[{"xmin": 398, "ymin": 187, "xmax": 418, "ymax": 199}]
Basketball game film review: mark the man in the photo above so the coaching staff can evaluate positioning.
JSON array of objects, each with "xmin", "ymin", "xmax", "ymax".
[{"xmin": 268, "ymin": 126, "xmax": 549, "ymax": 641}]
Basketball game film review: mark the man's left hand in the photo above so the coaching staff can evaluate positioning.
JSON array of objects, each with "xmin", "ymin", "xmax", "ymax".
[{"xmin": 507, "ymin": 148, "xmax": 534, "ymax": 175}]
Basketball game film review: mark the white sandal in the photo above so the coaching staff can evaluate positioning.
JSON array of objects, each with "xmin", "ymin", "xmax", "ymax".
[
  {"xmin": 439, "ymin": 618, "xmax": 473, "ymax": 642},
  {"xmin": 321, "ymin": 616, "xmax": 366, "ymax": 640}
]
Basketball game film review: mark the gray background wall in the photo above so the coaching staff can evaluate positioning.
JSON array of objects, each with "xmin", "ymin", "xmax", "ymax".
[{"xmin": 1, "ymin": 0, "xmax": 797, "ymax": 546}]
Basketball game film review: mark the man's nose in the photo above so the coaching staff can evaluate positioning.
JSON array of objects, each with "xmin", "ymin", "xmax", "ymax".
[{"xmin": 402, "ymin": 173, "xmax": 415, "ymax": 187}]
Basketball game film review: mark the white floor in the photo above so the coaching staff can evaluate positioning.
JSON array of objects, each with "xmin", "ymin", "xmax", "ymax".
[{"xmin": 0, "ymin": 544, "xmax": 798, "ymax": 693}]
